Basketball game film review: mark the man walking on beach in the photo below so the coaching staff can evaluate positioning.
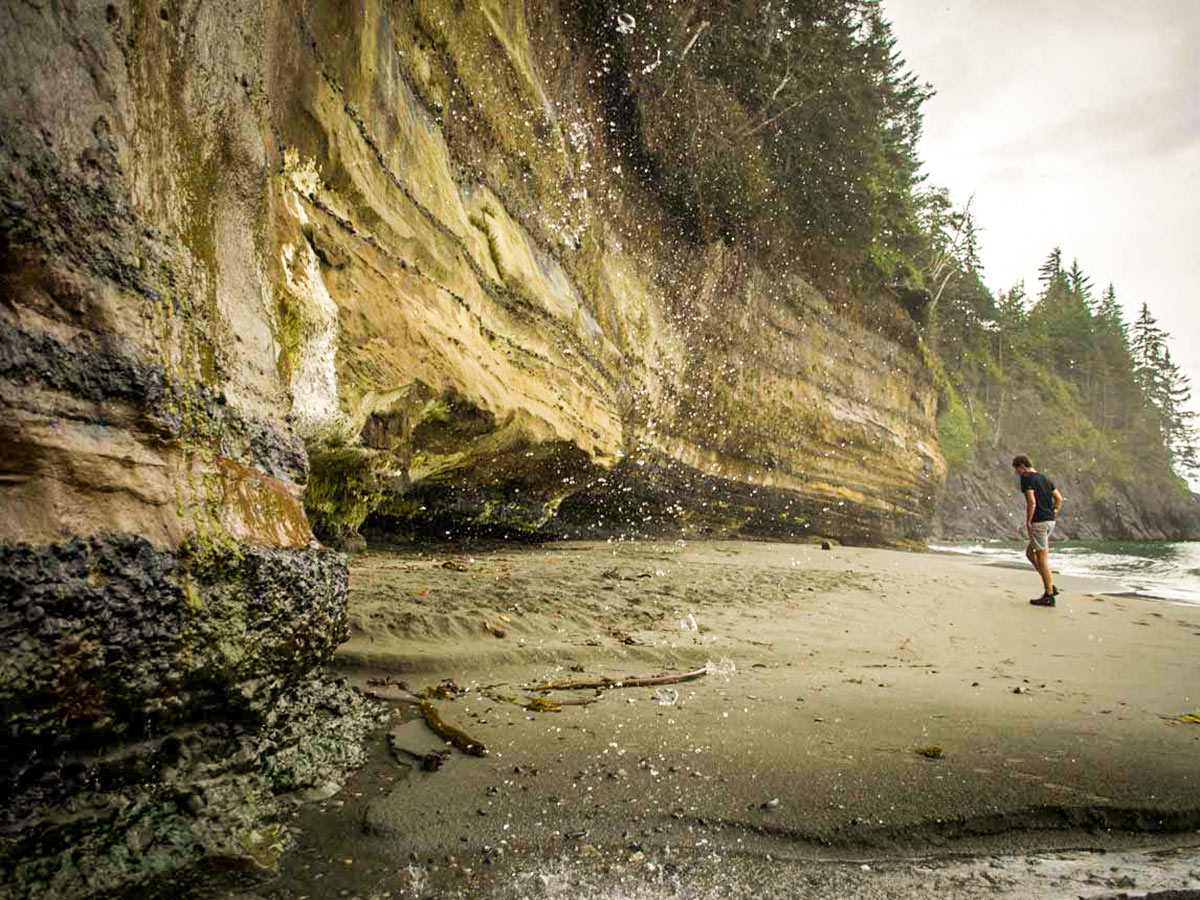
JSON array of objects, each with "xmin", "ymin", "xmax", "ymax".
[{"xmin": 1012, "ymin": 455, "xmax": 1064, "ymax": 607}]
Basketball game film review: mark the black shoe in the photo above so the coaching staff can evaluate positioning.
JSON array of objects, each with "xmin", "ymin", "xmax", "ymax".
[
  {"xmin": 1029, "ymin": 594, "xmax": 1056, "ymax": 607},
  {"xmin": 1051, "ymin": 585, "xmax": 1060, "ymax": 596}
]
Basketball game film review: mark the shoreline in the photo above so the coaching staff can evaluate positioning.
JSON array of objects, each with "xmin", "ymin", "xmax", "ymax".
[
  {"xmin": 927, "ymin": 539, "xmax": 1200, "ymax": 607},
  {"xmin": 198, "ymin": 539, "xmax": 1200, "ymax": 898}
]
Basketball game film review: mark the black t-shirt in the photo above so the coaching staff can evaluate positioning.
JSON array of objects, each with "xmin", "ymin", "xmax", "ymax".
[{"xmin": 1019, "ymin": 471, "xmax": 1057, "ymax": 522}]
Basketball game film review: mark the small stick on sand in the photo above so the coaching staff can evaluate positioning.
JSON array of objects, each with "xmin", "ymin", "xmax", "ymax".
[
  {"xmin": 419, "ymin": 701, "xmax": 488, "ymax": 756},
  {"xmin": 523, "ymin": 695, "xmax": 602, "ymax": 711},
  {"xmin": 528, "ymin": 667, "xmax": 709, "ymax": 692}
]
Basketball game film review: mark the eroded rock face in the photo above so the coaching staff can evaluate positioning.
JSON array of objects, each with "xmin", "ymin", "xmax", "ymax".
[
  {"xmin": 0, "ymin": 2, "xmax": 363, "ymax": 892},
  {"xmin": 0, "ymin": 0, "xmax": 944, "ymax": 892},
  {"xmin": 938, "ymin": 458, "xmax": 1200, "ymax": 541},
  {"xmin": 263, "ymin": 0, "xmax": 945, "ymax": 547}
]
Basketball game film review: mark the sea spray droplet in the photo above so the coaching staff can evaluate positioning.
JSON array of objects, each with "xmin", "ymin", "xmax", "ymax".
[
  {"xmin": 615, "ymin": 13, "xmax": 636, "ymax": 34},
  {"xmin": 654, "ymin": 687, "xmax": 679, "ymax": 706}
]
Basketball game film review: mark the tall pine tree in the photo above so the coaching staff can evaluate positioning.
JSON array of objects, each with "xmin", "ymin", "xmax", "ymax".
[{"xmin": 1130, "ymin": 302, "xmax": 1197, "ymax": 475}]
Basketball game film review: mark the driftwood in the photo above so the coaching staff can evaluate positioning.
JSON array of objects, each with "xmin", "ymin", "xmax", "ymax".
[
  {"xmin": 528, "ymin": 667, "xmax": 709, "ymax": 693},
  {"xmin": 419, "ymin": 700, "xmax": 488, "ymax": 756},
  {"xmin": 363, "ymin": 681, "xmax": 488, "ymax": 755},
  {"xmin": 1158, "ymin": 712, "xmax": 1200, "ymax": 725},
  {"xmin": 523, "ymin": 695, "xmax": 602, "ymax": 712}
]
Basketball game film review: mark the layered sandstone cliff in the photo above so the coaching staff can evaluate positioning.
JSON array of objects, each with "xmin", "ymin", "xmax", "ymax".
[
  {"xmin": 265, "ymin": 1, "xmax": 945, "ymax": 547},
  {"xmin": 0, "ymin": 1, "xmax": 943, "ymax": 893}
]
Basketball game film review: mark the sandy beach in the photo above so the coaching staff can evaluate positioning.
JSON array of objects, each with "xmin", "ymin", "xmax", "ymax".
[{"xmin": 224, "ymin": 540, "xmax": 1200, "ymax": 899}]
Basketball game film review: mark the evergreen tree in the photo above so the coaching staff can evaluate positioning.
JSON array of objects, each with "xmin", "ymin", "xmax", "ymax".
[
  {"xmin": 1031, "ymin": 255, "xmax": 1093, "ymax": 382},
  {"xmin": 1038, "ymin": 247, "xmax": 1063, "ymax": 288},
  {"xmin": 995, "ymin": 281, "xmax": 1027, "ymax": 322},
  {"xmin": 1067, "ymin": 258, "xmax": 1093, "ymax": 307},
  {"xmin": 1131, "ymin": 302, "xmax": 1168, "ymax": 390},
  {"xmin": 991, "ymin": 281, "xmax": 1028, "ymax": 378},
  {"xmin": 605, "ymin": 0, "xmax": 930, "ymax": 282},
  {"xmin": 1129, "ymin": 302, "xmax": 1197, "ymax": 475},
  {"xmin": 934, "ymin": 240, "xmax": 1192, "ymax": 494},
  {"xmin": 1161, "ymin": 348, "xmax": 1198, "ymax": 473},
  {"xmin": 1095, "ymin": 284, "xmax": 1126, "ymax": 338},
  {"xmin": 1090, "ymin": 284, "xmax": 1135, "ymax": 429}
]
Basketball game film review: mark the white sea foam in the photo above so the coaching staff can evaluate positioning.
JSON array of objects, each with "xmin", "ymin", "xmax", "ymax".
[{"xmin": 931, "ymin": 540, "xmax": 1200, "ymax": 605}]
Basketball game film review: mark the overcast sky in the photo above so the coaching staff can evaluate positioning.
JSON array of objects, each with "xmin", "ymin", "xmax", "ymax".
[{"xmin": 884, "ymin": 0, "xmax": 1200, "ymax": 479}]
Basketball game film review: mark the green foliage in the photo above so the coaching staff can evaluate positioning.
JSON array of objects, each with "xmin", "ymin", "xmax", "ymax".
[
  {"xmin": 567, "ymin": 3, "xmax": 1192, "ymax": 489},
  {"xmin": 936, "ymin": 384, "xmax": 976, "ymax": 469},
  {"xmin": 933, "ymin": 242, "xmax": 1195, "ymax": 492},
  {"xmin": 1131, "ymin": 303, "xmax": 1197, "ymax": 474},
  {"xmin": 582, "ymin": 0, "xmax": 930, "ymax": 282}
]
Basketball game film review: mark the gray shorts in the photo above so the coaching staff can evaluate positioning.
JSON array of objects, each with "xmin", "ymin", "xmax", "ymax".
[{"xmin": 1028, "ymin": 520, "xmax": 1055, "ymax": 551}]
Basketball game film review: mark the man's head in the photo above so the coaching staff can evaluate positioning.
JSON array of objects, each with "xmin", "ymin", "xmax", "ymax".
[{"xmin": 1012, "ymin": 454, "xmax": 1033, "ymax": 473}]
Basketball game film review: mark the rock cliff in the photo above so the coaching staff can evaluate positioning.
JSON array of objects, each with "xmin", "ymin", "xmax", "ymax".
[
  {"xmin": 265, "ymin": 1, "xmax": 945, "ymax": 547},
  {"xmin": 938, "ymin": 453, "xmax": 1200, "ymax": 542},
  {"xmin": 0, "ymin": 1, "xmax": 943, "ymax": 893}
]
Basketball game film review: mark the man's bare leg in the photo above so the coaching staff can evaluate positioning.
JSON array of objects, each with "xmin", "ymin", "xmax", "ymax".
[{"xmin": 1034, "ymin": 548, "xmax": 1053, "ymax": 594}]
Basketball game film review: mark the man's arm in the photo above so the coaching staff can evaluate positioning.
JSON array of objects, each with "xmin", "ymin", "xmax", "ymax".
[
  {"xmin": 1052, "ymin": 488, "xmax": 1064, "ymax": 517},
  {"xmin": 1024, "ymin": 489, "xmax": 1036, "ymax": 530}
]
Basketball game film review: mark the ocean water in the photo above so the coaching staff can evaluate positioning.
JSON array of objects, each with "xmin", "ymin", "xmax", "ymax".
[{"xmin": 930, "ymin": 539, "xmax": 1200, "ymax": 606}]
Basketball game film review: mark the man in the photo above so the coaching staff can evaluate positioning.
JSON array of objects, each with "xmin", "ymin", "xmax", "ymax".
[{"xmin": 1012, "ymin": 455, "xmax": 1064, "ymax": 607}]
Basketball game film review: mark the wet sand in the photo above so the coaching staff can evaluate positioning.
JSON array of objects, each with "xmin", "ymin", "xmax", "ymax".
[{"xmin": 233, "ymin": 540, "xmax": 1200, "ymax": 898}]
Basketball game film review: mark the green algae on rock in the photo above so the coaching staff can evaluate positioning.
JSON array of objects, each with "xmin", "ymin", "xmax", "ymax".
[
  {"xmin": 0, "ymin": 535, "xmax": 349, "ymax": 819},
  {"xmin": 0, "ymin": 672, "xmax": 387, "ymax": 900}
]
